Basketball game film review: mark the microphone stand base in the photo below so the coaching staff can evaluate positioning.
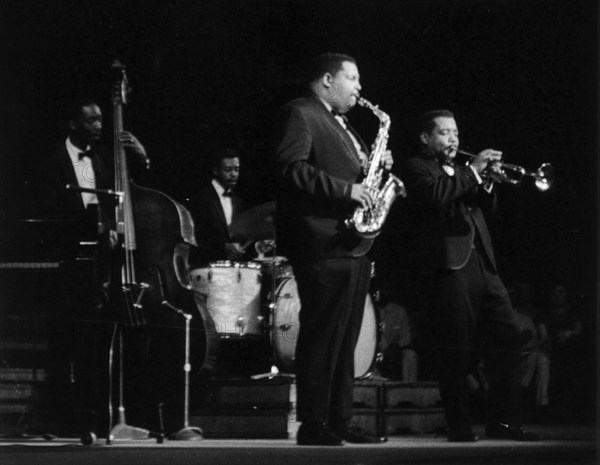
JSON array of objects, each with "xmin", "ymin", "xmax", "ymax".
[
  {"xmin": 109, "ymin": 422, "xmax": 150, "ymax": 440},
  {"xmin": 170, "ymin": 426, "xmax": 203, "ymax": 441},
  {"xmin": 251, "ymin": 365, "xmax": 295, "ymax": 380}
]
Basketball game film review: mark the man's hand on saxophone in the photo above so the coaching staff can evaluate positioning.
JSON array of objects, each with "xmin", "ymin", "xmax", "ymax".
[
  {"xmin": 369, "ymin": 141, "xmax": 394, "ymax": 170},
  {"xmin": 350, "ymin": 183, "xmax": 374, "ymax": 210},
  {"xmin": 380, "ymin": 149, "xmax": 393, "ymax": 170}
]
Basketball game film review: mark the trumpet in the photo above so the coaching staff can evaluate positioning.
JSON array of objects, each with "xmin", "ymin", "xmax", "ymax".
[{"xmin": 456, "ymin": 149, "xmax": 554, "ymax": 192}]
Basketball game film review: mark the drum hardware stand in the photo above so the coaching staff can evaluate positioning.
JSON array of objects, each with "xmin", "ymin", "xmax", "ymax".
[
  {"xmin": 250, "ymin": 294, "xmax": 295, "ymax": 381},
  {"xmin": 251, "ymin": 240, "xmax": 294, "ymax": 381},
  {"xmin": 157, "ymin": 271, "xmax": 203, "ymax": 440}
]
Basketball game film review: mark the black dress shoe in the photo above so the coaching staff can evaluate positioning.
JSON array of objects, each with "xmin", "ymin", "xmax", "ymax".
[
  {"xmin": 485, "ymin": 423, "xmax": 541, "ymax": 441},
  {"xmin": 335, "ymin": 424, "xmax": 387, "ymax": 444},
  {"xmin": 447, "ymin": 429, "xmax": 479, "ymax": 442},
  {"xmin": 297, "ymin": 422, "xmax": 343, "ymax": 446}
]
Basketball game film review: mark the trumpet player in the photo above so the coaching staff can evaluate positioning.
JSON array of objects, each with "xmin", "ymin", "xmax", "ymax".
[{"xmin": 402, "ymin": 110, "xmax": 540, "ymax": 442}]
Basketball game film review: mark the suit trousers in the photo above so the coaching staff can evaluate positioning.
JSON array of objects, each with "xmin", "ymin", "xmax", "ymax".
[
  {"xmin": 428, "ymin": 248, "xmax": 521, "ymax": 432},
  {"xmin": 291, "ymin": 256, "xmax": 371, "ymax": 424}
]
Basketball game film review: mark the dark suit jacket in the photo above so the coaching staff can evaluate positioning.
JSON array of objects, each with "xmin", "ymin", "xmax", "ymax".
[
  {"xmin": 402, "ymin": 154, "xmax": 497, "ymax": 274},
  {"xmin": 38, "ymin": 143, "xmax": 113, "ymax": 218},
  {"xmin": 31, "ymin": 144, "xmax": 118, "ymax": 245},
  {"xmin": 36, "ymin": 141, "xmax": 148, "ymax": 236},
  {"xmin": 187, "ymin": 183, "xmax": 247, "ymax": 264},
  {"xmin": 272, "ymin": 96, "xmax": 372, "ymax": 262}
]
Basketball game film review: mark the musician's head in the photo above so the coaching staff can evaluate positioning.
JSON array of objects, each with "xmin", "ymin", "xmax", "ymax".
[
  {"xmin": 212, "ymin": 148, "xmax": 241, "ymax": 191},
  {"xmin": 68, "ymin": 97, "xmax": 103, "ymax": 146},
  {"xmin": 549, "ymin": 284, "xmax": 568, "ymax": 308},
  {"xmin": 419, "ymin": 109, "xmax": 458, "ymax": 162},
  {"xmin": 306, "ymin": 53, "xmax": 361, "ymax": 115}
]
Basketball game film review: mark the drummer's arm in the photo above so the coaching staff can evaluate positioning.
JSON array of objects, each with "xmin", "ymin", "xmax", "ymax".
[{"xmin": 224, "ymin": 242, "xmax": 244, "ymax": 261}]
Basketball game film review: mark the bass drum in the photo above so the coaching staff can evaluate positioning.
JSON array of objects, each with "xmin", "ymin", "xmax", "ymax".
[
  {"xmin": 354, "ymin": 293, "xmax": 379, "ymax": 379},
  {"xmin": 271, "ymin": 276, "xmax": 378, "ymax": 378},
  {"xmin": 271, "ymin": 277, "xmax": 301, "ymax": 373}
]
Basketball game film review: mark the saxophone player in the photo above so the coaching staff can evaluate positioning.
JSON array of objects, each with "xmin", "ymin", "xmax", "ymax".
[{"xmin": 272, "ymin": 52, "xmax": 390, "ymax": 446}]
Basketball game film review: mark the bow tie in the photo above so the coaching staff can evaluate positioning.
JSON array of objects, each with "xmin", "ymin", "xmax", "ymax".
[
  {"xmin": 78, "ymin": 150, "xmax": 93, "ymax": 160},
  {"xmin": 331, "ymin": 109, "xmax": 348, "ymax": 123},
  {"xmin": 442, "ymin": 162, "xmax": 456, "ymax": 177},
  {"xmin": 222, "ymin": 190, "xmax": 233, "ymax": 197}
]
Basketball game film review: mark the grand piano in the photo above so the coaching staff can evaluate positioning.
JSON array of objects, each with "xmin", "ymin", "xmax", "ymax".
[{"xmin": 0, "ymin": 215, "xmax": 102, "ymax": 435}]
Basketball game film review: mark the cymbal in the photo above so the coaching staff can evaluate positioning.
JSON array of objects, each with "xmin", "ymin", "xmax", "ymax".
[{"xmin": 230, "ymin": 201, "xmax": 276, "ymax": 245}]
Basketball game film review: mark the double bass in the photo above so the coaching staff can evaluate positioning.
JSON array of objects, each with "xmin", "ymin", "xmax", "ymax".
[{"xmin": 108, "ymin": 61, "xmax": 214, "ymax": 435}]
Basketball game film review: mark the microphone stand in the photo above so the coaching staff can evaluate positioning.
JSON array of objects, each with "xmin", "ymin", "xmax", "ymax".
[
  {"xmin": 67, "ymin": 185, "xmax": 154, "ymax": 444},
  {"xmin": 66, "ymin": 184, "xmax": 124, "ymax": 199},
  {"xmin": 169, "ymin": 312, "xmax": 203, "ymax": 440},
  {"xmin": 107, "ymin": 325, "xmax": 151, "ymax": 443},
  {"xmin": 157, "ymin": 271, "xmax": 202, "ymax": 440}
]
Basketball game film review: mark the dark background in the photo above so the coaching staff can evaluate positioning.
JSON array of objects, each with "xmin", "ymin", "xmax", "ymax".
[{"xmin": 0, "ymin": 0, "xmax": 597, "ymax": 364}]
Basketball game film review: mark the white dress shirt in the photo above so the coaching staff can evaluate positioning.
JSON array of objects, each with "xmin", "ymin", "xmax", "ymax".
[
  {"xmin": 469, "ymin": 164, "xmax": 494, "ymax": 193},
  {"xmin": 66, "ymin": 137, "xmax": 98, "ymax": 208},
  {"xmin": 211, "ymin": 179, "xmax": 233, "ymax": 226},
  {"xmin": 319, "ymin": 98, "xmax": 369, "ymax": 167}
]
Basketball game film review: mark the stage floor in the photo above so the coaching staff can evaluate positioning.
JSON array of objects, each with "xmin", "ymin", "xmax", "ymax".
[{"xmin": 0, "ymin": 424, "xmax": 597, "ymax": 465}]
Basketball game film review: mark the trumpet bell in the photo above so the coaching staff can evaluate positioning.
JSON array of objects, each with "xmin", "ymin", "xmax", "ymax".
[{"xmin": 534, "ymin": 163, "xmax": 554, "ymax": 191}]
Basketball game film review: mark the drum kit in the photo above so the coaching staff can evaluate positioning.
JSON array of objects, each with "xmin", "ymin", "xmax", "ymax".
[{"xmin": 189, "ymin": 202, "xmax": 380, "ymax": 379}]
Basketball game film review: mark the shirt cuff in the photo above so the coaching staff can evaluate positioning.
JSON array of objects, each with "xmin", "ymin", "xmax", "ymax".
[
  {"xmin": 469, "ymin": 165, "xmax": 483, "ymax": 184},
  {"xmin": 469, "ymin": 165, "xmax": 494, "ymax": 193}
]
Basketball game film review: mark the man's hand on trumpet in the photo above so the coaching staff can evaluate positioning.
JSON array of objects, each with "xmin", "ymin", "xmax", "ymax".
[{"xmin": 470, "ymin": 149, "xmax": 503, "ymax": 174}]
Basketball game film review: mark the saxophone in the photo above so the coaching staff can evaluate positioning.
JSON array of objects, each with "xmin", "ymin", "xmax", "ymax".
[{"xmin": 346, "ymin": 97, "xmax": 406, "ymax": 239}]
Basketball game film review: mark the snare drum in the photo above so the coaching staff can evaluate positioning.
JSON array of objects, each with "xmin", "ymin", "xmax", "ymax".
[
  {"xmin": 190, "ymin": 261, "xmax": 263, "ymax": 336},
  {"xmin": 271, "ymin": 276, "xmax": 379, "ymax": 378},
  {"xmin": 252, "ymin": 256, "xmax": 293, "ymax": 282}
]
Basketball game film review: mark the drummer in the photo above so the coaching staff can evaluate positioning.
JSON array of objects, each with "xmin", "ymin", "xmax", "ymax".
[{"xmin": 188, "ymin": 147, "xmax": 254, "ymax": 264}]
